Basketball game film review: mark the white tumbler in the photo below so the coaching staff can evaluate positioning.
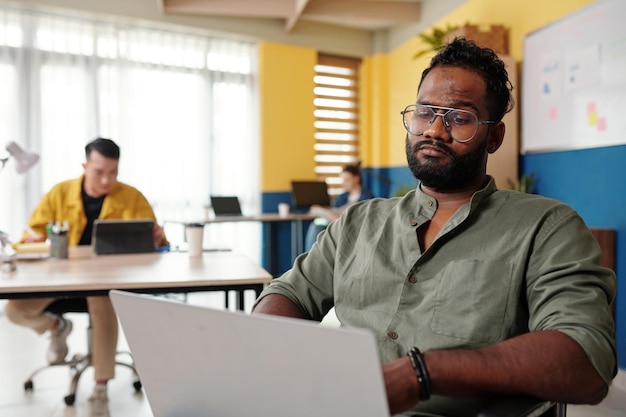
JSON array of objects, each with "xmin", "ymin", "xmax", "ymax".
[{"xmin": 185, "ymin": 223, "xmax": 204, "ymax": 257}]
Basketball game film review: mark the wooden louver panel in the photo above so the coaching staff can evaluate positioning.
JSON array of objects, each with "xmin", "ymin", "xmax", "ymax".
[{"xmin": 314, "ymin": 54, "xmax": 361, "ymax": 197}]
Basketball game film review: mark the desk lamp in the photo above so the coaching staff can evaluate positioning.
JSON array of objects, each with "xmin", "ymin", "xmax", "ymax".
[
  {"xmin": 1, "ymin": 141, "xmax": 40, "ymax": 272},
  {"xmin": 0, "ymin": 230, "xmax": 17, "ymax": 273},
  {"xmin": 0, "ymin": 141, "xmax": 40, "ymax": 174}
]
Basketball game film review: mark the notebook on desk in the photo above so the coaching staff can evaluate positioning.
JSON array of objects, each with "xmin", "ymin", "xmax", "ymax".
[
  {"xmin": 210, "ymin": 195, "xmax": 243, "ymax": 216},
  {"xmin": 291, "ymin": 180, "xmax": 331, "ymax": 208},
  {"xmin": 92, "ymin": 219, "xmax": 155, "ymax": 255},
  {"xmin": 110, "ymin": 290, "xmax": 390, "ymax": 417}
]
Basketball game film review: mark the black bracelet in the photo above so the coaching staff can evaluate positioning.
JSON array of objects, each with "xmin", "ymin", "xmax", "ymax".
[{"xmin": 407, "ymin": 346, "xmax": 431, "ymax": 401}]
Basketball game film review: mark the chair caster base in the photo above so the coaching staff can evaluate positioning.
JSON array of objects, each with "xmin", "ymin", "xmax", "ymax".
[{"xmin": 64, "ymin": 393, "xmax": 75, "ymax": 406}]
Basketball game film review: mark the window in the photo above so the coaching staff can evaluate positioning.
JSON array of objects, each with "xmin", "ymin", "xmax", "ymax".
[
  {"xmin": 314, "ymin": 54, "xmax": 361, "ymax": 197},
  {"xmin": 0, "ymin": 6, "xmax": 261, "ymax": 264}
]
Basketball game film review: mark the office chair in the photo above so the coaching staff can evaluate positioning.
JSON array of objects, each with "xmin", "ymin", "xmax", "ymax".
[
  {"xmin": 23, "ymin": 298, "xmax": 141, "ymax": 406},
  {"xmin": 477, "ymin": 397, "xmax": 566, "ymax": 417}
]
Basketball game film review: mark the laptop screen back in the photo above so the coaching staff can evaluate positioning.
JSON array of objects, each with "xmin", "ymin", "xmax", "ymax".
[
  {"xmin": 92, "ymin": 219, "xmax": 155, "ymax": 255},
  {"xmin": 291, "ymin": 181, "xmax": 330, "ymax": 208},
  {"xmin": 210, "ymin": 196, "xmax": 243, "ymax": 216},
  {"xmin": 110, "ymin": 290, "xmax": 390, "ymax": 417}
]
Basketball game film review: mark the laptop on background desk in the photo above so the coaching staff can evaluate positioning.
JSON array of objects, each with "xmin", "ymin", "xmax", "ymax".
[
  {"xmin": 110, "ymin": 290, "xmax": 390, "ymax": 417},
  {"xmin": 210, "ymin": 195, "xmax": 243, "ymax": 216},
  {"xmin": 291, "ymin": 180, "xmax": 331, "ymax": 208},
  {"xmin": 92, "ymin": 219, "xmax": 155, "ymax": 255}
]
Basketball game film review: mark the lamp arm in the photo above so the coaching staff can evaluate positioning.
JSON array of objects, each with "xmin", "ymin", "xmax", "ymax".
[{"xmin": 0, "ymin": 230, "xmax": 10, "ymax": 249}]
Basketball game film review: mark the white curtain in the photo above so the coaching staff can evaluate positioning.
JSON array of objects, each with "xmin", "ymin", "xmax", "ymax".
[{"xmin": 0, "ymin": 6, "xmax": 261, "ymax": 263}]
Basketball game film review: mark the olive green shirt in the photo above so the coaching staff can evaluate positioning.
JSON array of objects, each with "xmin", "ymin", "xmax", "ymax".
[{"xmin": 256, "ymin": 177, "xmax": 616, "ymax": 417}]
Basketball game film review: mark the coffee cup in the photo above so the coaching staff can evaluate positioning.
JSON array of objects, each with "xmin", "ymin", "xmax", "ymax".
[
  {"xmin": 185, "ymin": 223, "xmax": 204, "ymax": 257},
  {"xmin": 278, "ymin": 203, "xmax": 290, "ymax": 217}
]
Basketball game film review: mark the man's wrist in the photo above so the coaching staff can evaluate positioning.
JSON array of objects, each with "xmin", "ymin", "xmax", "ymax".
[{"xmin": 407, "ymin": 346, "xmax": 431, "ymax": 401}]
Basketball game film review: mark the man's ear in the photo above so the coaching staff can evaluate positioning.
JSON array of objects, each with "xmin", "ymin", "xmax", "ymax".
[{"xmin": 487, "ymin": 122, "xmax": 505, "ymax": 154}]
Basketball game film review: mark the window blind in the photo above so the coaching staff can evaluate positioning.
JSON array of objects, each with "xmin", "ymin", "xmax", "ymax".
[{"xmin": 314, "ymin": 54, "xmax": 361, "ymax": 197}]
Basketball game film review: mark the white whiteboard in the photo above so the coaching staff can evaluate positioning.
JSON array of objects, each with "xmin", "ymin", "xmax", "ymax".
[{"xmin": 522, "ymin": 0, "xmax": 626, "ymax": 153}]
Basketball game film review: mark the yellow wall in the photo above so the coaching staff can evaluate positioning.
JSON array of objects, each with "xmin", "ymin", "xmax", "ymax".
[
  {"xmin": 259, "ymin": 0, "xmax": 597, "ymax": 188},
  {"xmin": 359, "ymin": 53, "xmax": 390, "ymax": 168},
  {"xmin": 259, "ymin": 42, "xmax": 316, "ymax": 191}
]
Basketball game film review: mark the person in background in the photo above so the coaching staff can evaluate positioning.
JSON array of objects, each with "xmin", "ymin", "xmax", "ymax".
[
  {"xmin": 4, "ymin": 138, "xmax": 166, "ymax": 417},
  {"xmin": 253, "ymin": 38, "xmax": 616, "ymax": 416},
  {"xmin": 304, "ymin": 162, "xmax": 374, "ymax": 251}
]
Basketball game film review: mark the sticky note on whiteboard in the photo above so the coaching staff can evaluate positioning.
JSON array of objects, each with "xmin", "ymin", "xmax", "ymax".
[
  {"xmin": 587, "ymin": 102, "xmax": 596, "ymax": 113},
  {"xmin": 549, "ymin": 106, "xmax": 558, "ymax": 120}
]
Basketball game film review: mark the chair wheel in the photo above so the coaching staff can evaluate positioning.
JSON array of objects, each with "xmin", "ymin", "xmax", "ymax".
[
  {"xmin": 64, "ymin": 394, "xmax": 75, "ymax": 406},
  {"xmin": 24, "ymin": 380, "xmax": 33, "ymax": 391},
  {"xmin": 133, "ymin": 380, "xmax": 142, "ymax": 391}
]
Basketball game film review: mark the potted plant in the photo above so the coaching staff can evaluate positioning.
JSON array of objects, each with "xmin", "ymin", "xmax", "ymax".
[
  {"xmin": 507, "ymin": 173, "xmax": 536, "ymax": 194},
  {"xmin": 413, "ymin": 24, "xmax": 459, "ymax": 60}
]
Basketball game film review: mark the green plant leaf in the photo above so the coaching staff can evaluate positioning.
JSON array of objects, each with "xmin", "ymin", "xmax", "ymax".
[
  {"xmin": 413, "ymin": 24, "xmax": 459, "ymax": 61},
  {"xmin": 507, "ymin": 173, "xmax": 536, "ymax": 193}
]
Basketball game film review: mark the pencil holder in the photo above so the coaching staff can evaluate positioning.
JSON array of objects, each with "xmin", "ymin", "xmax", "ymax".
[{"xmin": 49, "ymin": 234, "xmax": 69, "ymax": 259}]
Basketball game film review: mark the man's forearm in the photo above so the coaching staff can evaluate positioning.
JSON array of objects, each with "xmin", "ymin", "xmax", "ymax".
[
  {"xmin": 385, "ymin": 330, "xmax": 608, "ymax": 414},
  {"xmin": 425, "ymin": 330, "xmax": 607, "ymax": 403},
  {"xmin": 252, "ymin": 293, "xmax": 306, "ymax": 319}
]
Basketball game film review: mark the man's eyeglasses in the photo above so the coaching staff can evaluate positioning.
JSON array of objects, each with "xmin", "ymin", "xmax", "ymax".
[{"xmin": 401, "ymin": 104, "xmax": 496, "ymax": 143}]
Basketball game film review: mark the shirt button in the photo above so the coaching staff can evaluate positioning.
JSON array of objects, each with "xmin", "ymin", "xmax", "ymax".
[
  {"xmin": 410, "ymin": 220, "xmax": 417, "ymax": 226},
  {"xmin": 427, "ymin": 199, "xmax": 434, "ymax": 207},
  {"xmin": 409, "ymin": 276, "xmax": 417, "ymax": 283},
  {"xmin": 388, "ymin": 331, "xmax": 399, "ymax": 340}
]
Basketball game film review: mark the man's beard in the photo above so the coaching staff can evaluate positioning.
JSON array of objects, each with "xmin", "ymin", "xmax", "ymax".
[{"xmin": 405, "ymin": 135, "xmax": 488, "ymax": 190}]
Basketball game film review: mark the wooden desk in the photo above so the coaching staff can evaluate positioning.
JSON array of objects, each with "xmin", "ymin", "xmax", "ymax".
[
  {"xmin": 167, "ymin": 213, "xmax": 316, "ymax": 276},
  {"xmin": 0, "ymin": 251, "xmax": 272, "ymax": 310}
]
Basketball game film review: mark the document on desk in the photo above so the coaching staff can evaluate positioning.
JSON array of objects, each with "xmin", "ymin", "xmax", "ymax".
[{"xmin": 13, "ymin": 242, "xmax": 50, "ymax": 260}]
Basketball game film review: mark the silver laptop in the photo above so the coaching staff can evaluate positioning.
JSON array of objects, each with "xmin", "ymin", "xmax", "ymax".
[{"xmin": 110, "ymin": 290, "xmax": 389, "ymax": 417}]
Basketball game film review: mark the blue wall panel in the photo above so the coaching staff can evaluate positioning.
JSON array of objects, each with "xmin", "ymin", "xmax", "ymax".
[
  {"xmin": 363, "ymin": 165, "xmax": 417, "ymax": 198},
  {"xmin": 261, "ymin": 191, "xmax": 312, "ymax": 277}
]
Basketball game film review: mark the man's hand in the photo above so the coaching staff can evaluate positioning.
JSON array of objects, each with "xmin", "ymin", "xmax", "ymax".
[
  {"xmin": 383, "ymin": 355, "xmax": 420, "ymax": 415},
  {"xmin": 152, "ymin": 223, "xmax": 164, "ymax": 247},
  {"xmin": 309, "ymin": 204, "xmax": 327, "ymax": 217},
  {"xmin": 22, "ymin": 232, "xmax": 46, "ymax": 243}
]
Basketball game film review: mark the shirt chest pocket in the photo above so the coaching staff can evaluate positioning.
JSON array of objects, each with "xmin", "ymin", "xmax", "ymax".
[{"xmin": 429, "ymin": 259, "xmax": 515, "ymax": 344}]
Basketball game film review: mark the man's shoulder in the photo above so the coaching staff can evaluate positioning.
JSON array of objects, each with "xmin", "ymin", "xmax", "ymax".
[
  {"xmin": 487, "ymin": 190, "xmax": 582, "ymax": 229},
  {"xmin": 342, "ymin": 196, "xmax": 403, "ymax": 218},
  {"xmin": 110, "ymin": 181, "xmax": 144, "ymax": 196},
  {"xmin": 492, "ymin": 189, "xmax": 572, "ymax": 210},
  {"xmin": 47, "ymin": 177, "xmax": 82, "ymax": 194}
]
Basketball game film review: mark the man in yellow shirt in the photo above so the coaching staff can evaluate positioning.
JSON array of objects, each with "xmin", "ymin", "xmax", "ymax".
[{"xmin": 4, "ymin": 138, "xmax": 166, "ymax": 417}]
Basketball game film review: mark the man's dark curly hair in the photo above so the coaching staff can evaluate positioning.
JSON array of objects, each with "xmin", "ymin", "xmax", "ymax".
[{"xmin": 419, "ymin": 37, "xmax": 514, "ymax": 122}]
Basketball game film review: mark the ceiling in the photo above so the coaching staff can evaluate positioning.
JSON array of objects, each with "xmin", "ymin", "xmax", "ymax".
[
  {"xmin": 15, "ymin": 0, "xmax": 467, "ymax": 56},
  {"xmin": 158, "ymin": 0, "xmax": 426, "ymax": 33}
]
